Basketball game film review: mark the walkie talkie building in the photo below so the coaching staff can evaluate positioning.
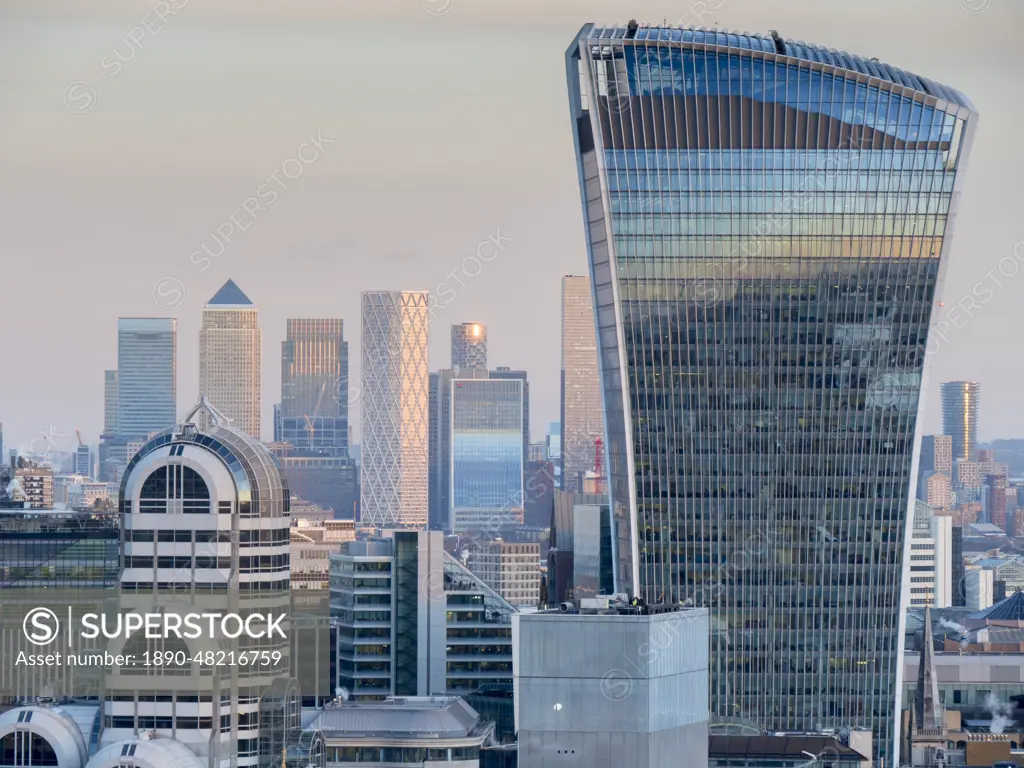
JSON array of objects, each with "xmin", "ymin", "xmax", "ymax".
[{"xmin": 566, "ymin": 23, "xmax": 975, "ymax": 763}]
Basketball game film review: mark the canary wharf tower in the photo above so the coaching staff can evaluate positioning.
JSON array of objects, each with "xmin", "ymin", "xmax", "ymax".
[{"xmin": 567, "ymin": 23, "xmax": 974, "ymax": 763}]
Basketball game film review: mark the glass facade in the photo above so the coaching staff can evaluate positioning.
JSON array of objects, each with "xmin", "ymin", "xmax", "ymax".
[
  {"xmin": 941, "ymin": 380, "xmax": 980, "ymax": 464},
  {"xmin": 450, "ymin": 379, "xmax": 524, "ymax": 531},
  {"xmin": 360, "ymin": 291, "xmax": 430, "ymax": 528},
  {"xmin": 117, "ymin": 318, "xmax": 176, "ymax": 438},
  {"xmin": 567, "ymin": 24, "xmax": 975, "ymax": 765},
  {"xmin": 280, "ymin": 319, "xmax": 349, "ymax": 457}
]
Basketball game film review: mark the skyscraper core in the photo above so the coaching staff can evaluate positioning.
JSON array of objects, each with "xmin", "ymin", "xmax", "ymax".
[{"xmin": 567, "ymin": 22, "xmax": 975, "ymax": 763}]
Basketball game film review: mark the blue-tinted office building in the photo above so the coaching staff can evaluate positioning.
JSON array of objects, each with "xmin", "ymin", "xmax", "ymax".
[
  {"xmin": 567, "ymin": 23, "xmax": 975, "ymax": 764},
  {"xmin": 117, "ymin": 318, "xmax": 177, "ymax": 438},
  {"xmin": 450, "ymin": 379, "xmax": 525, "ymax": 532}
]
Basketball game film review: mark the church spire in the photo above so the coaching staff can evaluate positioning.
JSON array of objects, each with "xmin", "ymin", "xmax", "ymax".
[{"xmin": 915, "ymin": 605, "xmax": 943, "ymax": 730}]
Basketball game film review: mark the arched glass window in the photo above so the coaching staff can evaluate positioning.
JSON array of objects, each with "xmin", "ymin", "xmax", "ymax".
[
  {"xmin": 0, "ymin": 732, "xmax": 59, "ymax": 767},
  {"xmin": 139, "ymin": 465, "xmax": 210, "ymax": 514}
]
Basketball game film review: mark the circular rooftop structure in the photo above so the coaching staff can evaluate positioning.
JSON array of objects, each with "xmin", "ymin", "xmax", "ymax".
[
  {"xmin": 0, "ymin": 706, "xmax": 90, "ymax": 768},
  {"xmin": 85, "ymin": 738, "xmax": 205, "ymax": 768},
  {"xmin": 118, "ymin": 398, "xmax": 289, "ymax": 520}
]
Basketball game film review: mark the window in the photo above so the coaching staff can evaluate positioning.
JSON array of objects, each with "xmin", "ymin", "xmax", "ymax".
[
  {"xmin": 137, "ymin": 465, "xmax": 211, "ymax": 514},
  {"xmin": 0, "ymin": 733, "xmax": 60, "ymax": 767}
]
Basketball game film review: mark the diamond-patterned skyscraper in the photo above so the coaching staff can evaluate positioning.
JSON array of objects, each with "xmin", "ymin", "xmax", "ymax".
[
  {"xmin": 567, "ymin": 22, "xmax": 975, "ymax": 765},
  {"xmin": 360, "ymin": 291, "xmax": 430, "ymax": 528}
]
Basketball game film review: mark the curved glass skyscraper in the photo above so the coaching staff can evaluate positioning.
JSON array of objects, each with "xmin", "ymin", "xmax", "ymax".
[{"xmin": 566, "ymin": 23, "xmax": 975, "ymax": 762}]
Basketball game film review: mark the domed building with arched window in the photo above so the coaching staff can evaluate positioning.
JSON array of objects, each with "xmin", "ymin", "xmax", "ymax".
[{"xmin": 104, "ymin": 399, "xmax": 294, "ymax": 768}]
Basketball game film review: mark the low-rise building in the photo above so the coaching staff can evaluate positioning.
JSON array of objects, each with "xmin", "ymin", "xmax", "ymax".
[
  {"xmin": 291, "ymin": 518, "xmax": 356, "ymax": 590},
  {"xmin": 330, "ymin": 531, "xmax": 517, "ymax": 701},
  {"xmin": 466, "ymin": 540, "xmax": 540, "ymax": 607},
  {"xmin": 308, "ymin": 696, "xmax": 494, "ymax": 767}
]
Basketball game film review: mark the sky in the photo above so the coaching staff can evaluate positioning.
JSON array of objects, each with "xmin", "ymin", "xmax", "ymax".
[{"xmin": 1, "ymin": 0, "xmax": 1022, "ymax": 454}]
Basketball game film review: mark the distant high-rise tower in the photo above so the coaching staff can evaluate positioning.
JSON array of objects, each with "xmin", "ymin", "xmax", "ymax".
[
  {"xmin": 568, "ymin": 22, "xmax": 975, "ymax": 765},
  {"xmin": 941, "ymin": 381, "xmax": 980, "ymax": 464},
  {"xmin": 451, "ymin": 322, "xmax": 488, "ymax": 370},
  {"xmin": 117, "ymin": 318, "xmax": 177, "ymax": 438},
  {"xmin": 280, "ymin": 318, "xmax": 349, "ymax": 456},
  {"xmin": 449, "ymin": 377, "xmax": 525, "ymax": 533},
  {"xmin": 198, "ymin": 280, "xmax": 262, "ymax": 439},
  {"xmin": 360, "ymin": 291, "xmax": 430, "ymax": 528},
  {"xmin": 560, "ymin": 275, "xmax": 604, "ymax": 492},
  {"xmin": 103, "ymin": 370, "xmax": 119, "ymax": 435},
  {"xmin": 918, "ymin": 434, "xmax": 953, "ymax": 500}
]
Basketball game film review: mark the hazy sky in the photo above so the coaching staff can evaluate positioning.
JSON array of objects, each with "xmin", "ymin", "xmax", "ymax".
[{"xmin": 1, "ymin": 0, "xmax": 1022, "ymax": 453}]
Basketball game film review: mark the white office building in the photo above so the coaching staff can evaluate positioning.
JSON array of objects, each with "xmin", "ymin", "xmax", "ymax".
[
  {"xmin": 359, "ymin": 291, "xmax": 430, "ymax": 528},
  {"xmin": 908, "ymin": 501, "xmax": 953, "ymax": 609}
]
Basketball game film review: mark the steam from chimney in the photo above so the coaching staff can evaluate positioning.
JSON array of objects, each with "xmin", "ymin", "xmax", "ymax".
[
  {"xmin": 938, "ymin": 618, "xmax": 969, "ymax": 650},
  {"xmin": 983, "ymin": 693, "xmax": 1015, "ymax": 734}
]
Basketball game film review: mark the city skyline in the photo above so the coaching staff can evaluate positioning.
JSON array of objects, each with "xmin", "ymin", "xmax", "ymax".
[{"xmin": 3, "ymin": 0, "xmax": 1022, "ymax": 452}]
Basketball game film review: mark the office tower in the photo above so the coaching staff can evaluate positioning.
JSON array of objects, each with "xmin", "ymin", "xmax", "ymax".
[
  {"xmin": 330, "ymin": 530, "xmax": 516, "ymax": 699},
  {"xmin": 104, "ymin": 369, "xmax": 120, "ymax": 434},
  {"xmin": 942, "ymin": 381, "xmax": 980, "ymax": 464},
  {"xmin": 951, "ymin": 525, "xmax": 965, "ymax": 606},
  {"xmin": 198, "ymin": 279, "xmax": 262, "ymax": 439},
  {"xmin": 567, "ymin": 23, "xmax": 975, "ymax": 761},
  {"xmin": 965, "ymin": 568, "xmax": 994, "ymax": 611},
  {"xmin": 523, "ymin": 459, "xmax": 557, "ymax": 528},
  {"xmin": 450, "ymin": 378, "xmax": 525, "ymax": 532},
  {"xmin": 985, "ymin": 474, "xmax": 1009, "ymax": 532},
  {"xmin": 529, "ymin": 442, "xmax": 546, "ymax": 462},
  {"xmin": 466, "ymin": 541, "xmax": 541, "ymax": 606},
  {"xmin": 918, "ymin": 434, "xmax": 953, "ymax": 499},
  {"xmin": 109, "ymin": 398, "xmax": 290, "ymax": 766},
  {"xmin": 451, "ymin": 322, "xmax": 488, "ymax": 370},
  {"xmin": 908, "ymin": 501, "xmax": 952, "ymax": 608},
  {"xmin": 547, "ymin": 420, "xmax": 562, "ymax": 485},
  {"xmin": 74, "ymin": 443, "xmax": 91, "ymax": 477},
  {"xmin": 429, "ymin": 367, "xmax": 489, "ymax": 531},
  {"xmin": 117, "ymin": 318, "xmax": 177, "ymax": 437},
  {"xmin": 978, "ymin": 448, "xmax": 995, "ymax": 463},
  {"xmin": 268, "ymin": 444, "xmax": 359, "ymax": 521},
  {"xmin": 490, "ymin": 367, "xmax": 531, "ymax": 466},
  {"xmin": 360, "ymin": 291, "xmax": 430, "ymax": 528},
  {"xmin": 99, "ymin": 370, "xmax": 121, "ymax": 480},
  {"xmin": 280, "ymin": 318, "xmax": 349, "ymax": 456},
  {"xmin": 560, "ymin": 275, "xmax": 604, "ymax": 493},
  {"xmin": 933, "ymin": 435, "xmax": 954, "ymax": 474},
  {"xmin": 514, "ymin": 607, "xmax": 710, "ymax": 768},
  {"xmin": 925, "ymin": 472, "xmax": 953, "ymax": 510},
  {"xmin": 549, "ymin": 489, "xmax": 615, "ymax": 604}
]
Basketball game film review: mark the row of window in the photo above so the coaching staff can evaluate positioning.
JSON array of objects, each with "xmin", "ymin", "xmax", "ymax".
[
  {"xmin": 605, "ymin": 170, "xmax": 957, "ymax": 194},
  {"xmin": 124, "ymin": 528, "xmax": 288, "ymax": 544},
  {"xmin": 121, "ymin": 579, "xmax": 290, "ymax": 592}
]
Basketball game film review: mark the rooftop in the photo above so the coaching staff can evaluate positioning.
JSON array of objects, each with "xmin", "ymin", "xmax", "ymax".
[
  {"xmin": 969, "ymin": 591, "xmax": 1024, "ymax": 623},
  {"xmin": 708, "ymin": 735, "xmax": 864, "ymax": 761},
  {"xmin": 584, "ymin": 24, "xmax": 970, "ymax": 108},
  {"xmin": 306, "ymin": 697, "xmax": 487, "ymax": 740},
  {"xmin": 206, "ymin": 279, "xmax": 253, "ymax": 306}
]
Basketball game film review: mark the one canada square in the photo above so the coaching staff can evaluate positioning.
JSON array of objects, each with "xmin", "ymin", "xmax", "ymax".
[{"xmin": 567, "ymin": 23, "xmax": 974, "ymax": 764}]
